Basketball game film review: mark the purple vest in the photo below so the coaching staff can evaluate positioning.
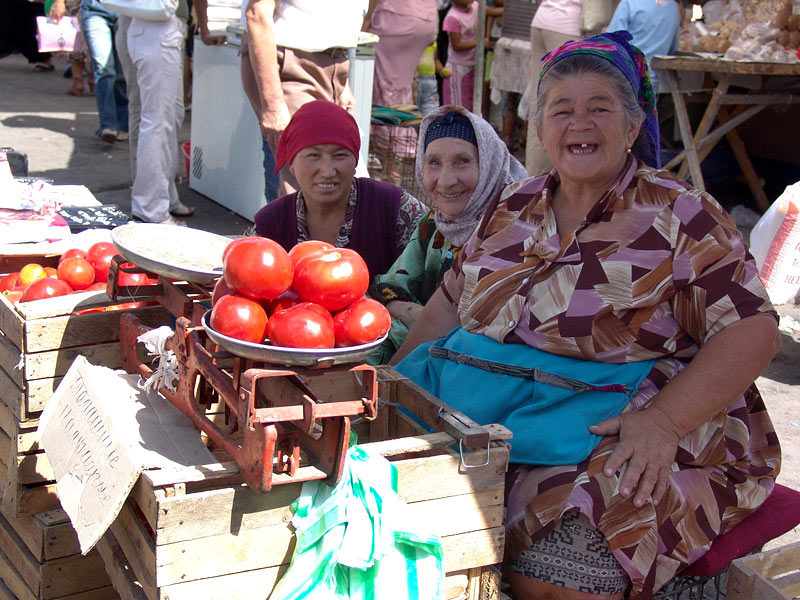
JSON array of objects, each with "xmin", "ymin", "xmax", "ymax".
[{"xmin": 253, "ymin": 177, "xmax": 403, "ymax": 279}]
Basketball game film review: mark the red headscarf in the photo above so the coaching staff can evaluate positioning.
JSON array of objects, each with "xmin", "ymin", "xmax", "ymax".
[{"xmin": 274, "ymin": 100, "xmax": 361, "ymax": 174}]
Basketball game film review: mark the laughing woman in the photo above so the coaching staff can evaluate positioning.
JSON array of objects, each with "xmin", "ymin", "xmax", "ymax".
[{"xmin": 391, "ymin": 32, "xmax": 781, "ymax": 599}]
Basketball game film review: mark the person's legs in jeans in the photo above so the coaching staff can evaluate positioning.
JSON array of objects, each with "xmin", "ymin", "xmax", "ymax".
[
  {"xmin": 128, "ymin": 17, "xmax": 184, "ymax": 222},
  {"xmin": 81, "ymin": 2, "xmax": 125, "ymax": 137},
  {"xmin": 261, "ymin": 136, "xmax": 278, "ymax": 202}
]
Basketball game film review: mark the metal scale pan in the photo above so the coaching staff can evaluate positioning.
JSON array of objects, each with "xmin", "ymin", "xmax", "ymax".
[
  {"xmin": 201, "ymin": 311, "xmax": 387, "ymax": 368},
  {"xmin": 111, "ymin": 223, "xmax": 231, "ymax": 286}
]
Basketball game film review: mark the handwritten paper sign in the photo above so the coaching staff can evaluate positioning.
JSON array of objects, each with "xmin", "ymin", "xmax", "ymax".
[{"xmin": 38, "ymin": 356, "xmax": 215, "ymax": 554}]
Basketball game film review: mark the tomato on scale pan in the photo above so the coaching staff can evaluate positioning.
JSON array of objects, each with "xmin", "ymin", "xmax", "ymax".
[
  {"xmin": 333, "ymin": 298, "xmax": 391, "ymax": 347},
  {"xmin": 266, "ymin": 302, "xmax": 335, "ymax": 349},
  {"xmin": 222, "ymin": 237, "xmax": 293, "ymax": 301},
  {"xmin": 292, "ymin": 248, "xmax": 369, "ymax": 312},
  {"xmin": 210, "ymin": 294, "xmax": 269, "ymax": 344}
]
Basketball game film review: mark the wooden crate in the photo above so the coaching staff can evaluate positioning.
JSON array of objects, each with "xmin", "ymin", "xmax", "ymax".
[
  {"xmin": 94, "ymin": 368, "xmax": 510, "ymax": 600},
  {"xmin": 0, "ymin": 503, "xmax": 118, "ymax": 599},
  {"xmin": 727, "ymin": 540, "xmax": 800, "ymax": 600},
  {"xmin": 0, "ymin": 267, "xmax": 171, "ymax": 517}
]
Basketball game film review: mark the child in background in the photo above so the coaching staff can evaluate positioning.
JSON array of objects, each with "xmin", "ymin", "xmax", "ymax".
[
  {"xmin": 442, "ymin": 0, "xmax": 478, "ymax": 110},
  {"xmin": 417, "ymin": 41, "xmax": 451, "ymax": 116}
]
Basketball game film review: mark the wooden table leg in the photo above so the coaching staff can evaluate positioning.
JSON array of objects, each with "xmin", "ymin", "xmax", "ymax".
[
  {"xmin": 677, "ymin": 73, "xmax": 732, "ymax": 181},
  {"xmin": 717, "ymin": 106, "xmax": 771, "ymax": 212},
  {"xmin": 665, "ymin": 70, "xmax": 706, "ymax": 190}
]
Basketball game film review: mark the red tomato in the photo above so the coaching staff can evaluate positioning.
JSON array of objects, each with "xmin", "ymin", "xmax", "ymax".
[
  {"xmin": 209, "ymin": 294, "xmax": 269, "ymax": 344},
  {"xmin": 288, "ymin": 240, "xmax": 335, "ymax": 268},
  {"xmin": 57, "ymin": 257, "xmax": 96, "ymax": 290},
  {"xmin": 333, "ymin": 298, "xmax": 391, "ymax": 347},
  {"xmin": 292, "ymin": 248, "xmax": 369, "ymax": 312},
  {"xmin": 221, "ymin": 237, "xmax": 256, "ymax": 262},
  {"xmin": 211, "ymin": 277, "xmax": 232, "ymax": 306},
  {"xmin": 21, "ymin": 277, "xmax": 73, "ymax": 302},
  {"xmin": 117, "ymin": 263, "xmax": 149, "ymax": 286},
  {"xmin": 58, "ymin": 248, "xmax": 87, "ymax": 265},
  {"xmin": 223, "ymin": 237, "xmax": 293, "ymax": 301},
  {"xmin": 44, "ymin": 267, "xmax": 58, "ymax": 278},
  {"xmin": 0, "ymin": 273, "xmax": 19, "ymax": 292},
  {"xmin": 266, "ymin": 302, "xmax": 334, "ymax": 348},
  {"xmin": 86, "ymin": 242, "xmax": 118, "ymax": 284},
  {"xmin": 84, "ymin": 282, "xmax": 107, "ymax": 292},
  {"xmin": 266, "ymin": 288, "xmax": 302, "ymax": 315}
]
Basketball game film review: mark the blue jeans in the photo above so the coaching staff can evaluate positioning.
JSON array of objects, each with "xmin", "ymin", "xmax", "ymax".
[
  {"xmin": 261, "ymin": 136, "xmax": 278, "ymax": 202},
  {"xmin": 81, "ymin": 0, "xmax": 128, "ymax": 134}
]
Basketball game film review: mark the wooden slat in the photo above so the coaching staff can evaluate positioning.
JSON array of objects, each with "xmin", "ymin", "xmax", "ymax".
[
  {"xmin": 95, "ymin": 529, "xmax": 149, "ymax": 600},
  {"xmin": 0, "ymin": 508, "xmax": 41, "ymax": 594},
  {"xmin": 17, "ymin": 451, "xmax": 53, "ymax": 485},
  {"xmin": 111, "ymin": 502, "xmax": 156, "ymax": 598},
  {"xmin": 727, "ymin": 541, "xmax": 800, "ymax": 600},
  {"xmin": 150, "ymin": 520, "xmax": 502, "ymax": 587},
  {"xmin": 651, "ymin": 54, "xmax": 800, "ymax": 76},
  {"xmin": 156, "ymin": 566, "xmax": 284, "ymax": 600},
  {"xmin": 25, "ymin": 377, "xmax": 62, "ymax": 418},
  {"xmin": 22, "ymin": 305, "xmax": 171, "ymax": 353},
  {"xmin": 17, "ymin": 483, "xmax": 61, "ymax": 517},
  {"xmin": 0, "ymin": 294, "xmax": 25, "ymax": 356},
  {"xmin": 15, "ymin": 290, "xmax": 118, "ymax": 321},
  {"xmin": 0, "ymin": 330, "xmax": 24, "ymax": 388},
  {"xmin": 39, "ymin": 550, "xmax": 112, "ymax": 600},
  {"xmin": 34, "ymin": 509, "xmax": 81, "ymax": 561},
  {"xmin": 24, "ymin": 342, "xmax": 122, "ymax": 382},
  {"xmin": 0, "ymin": 378, "xmax": 20, "ymax": 437},
  {"xmin": 0, "ymin": 543, "xmax": 37, "ymax": 600},
  {"xmin": 52, "ymin": 586, "xmax": 121, "ymax": 600}
]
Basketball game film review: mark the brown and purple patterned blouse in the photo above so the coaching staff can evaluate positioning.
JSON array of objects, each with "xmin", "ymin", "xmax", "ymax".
[{"xmin": 441, "ymin": 159, "xmax": 781, "ymax": 598}]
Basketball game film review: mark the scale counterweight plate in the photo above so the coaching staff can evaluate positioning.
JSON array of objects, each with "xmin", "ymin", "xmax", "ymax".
[{"xmin": 111, "ymin": 223, "xmax": 232, "ymax": 285}]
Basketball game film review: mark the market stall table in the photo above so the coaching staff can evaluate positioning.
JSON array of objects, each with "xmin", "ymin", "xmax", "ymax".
[{"xmin": 652, "ymin": 54, "xmax": 800, "ymax": 211}]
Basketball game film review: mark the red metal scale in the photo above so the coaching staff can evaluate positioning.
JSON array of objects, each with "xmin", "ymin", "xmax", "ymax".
[{"xmin": 107, "ymin": 255, "xmax": 377, "ymax": 494}]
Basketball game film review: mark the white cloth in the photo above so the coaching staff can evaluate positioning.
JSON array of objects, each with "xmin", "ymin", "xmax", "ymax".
[
  {"xmin": 531, "ymin": 0, "xmax": 583, "ymax": 38},
  {"xmin": 272, "ymin": 0, "xmax": 367, "ymax": 52},
  {"xmin": 127, "ymin": 16, "xmax": 185, "ymax": 223}
]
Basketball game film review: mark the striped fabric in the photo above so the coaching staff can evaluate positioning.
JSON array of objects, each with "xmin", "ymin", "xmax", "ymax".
[{"xmin": 440, "ymin": 159, "xmax": 781, "ymax": 598}]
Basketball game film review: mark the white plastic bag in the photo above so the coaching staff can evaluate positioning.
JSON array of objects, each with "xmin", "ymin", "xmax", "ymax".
[{"xmin": 749, "ymin": 182, "xmax": 800, "ymax": 305}]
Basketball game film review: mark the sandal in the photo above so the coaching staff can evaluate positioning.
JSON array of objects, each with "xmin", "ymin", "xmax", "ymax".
[
  {"xmin": 33, "ymin": 62, "xmax": 55, "ymax": 72},
  {"xmin": 66, "ymin": 85, "xmax": 84, "ymax": 96},
  {"xmin": 169, "ymin": 202, "xmax": 195, "ymax": 217}
]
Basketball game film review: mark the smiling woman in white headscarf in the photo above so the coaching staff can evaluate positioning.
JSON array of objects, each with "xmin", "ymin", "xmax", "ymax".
[{"xmin": 368, "ymin": 105, "xmax": 528, "ymax": 364}]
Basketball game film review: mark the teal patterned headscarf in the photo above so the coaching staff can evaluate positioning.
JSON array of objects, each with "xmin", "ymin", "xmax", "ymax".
[{"xmin": 538, "ymin": 31, "xmax": 660, "ymax": 168}]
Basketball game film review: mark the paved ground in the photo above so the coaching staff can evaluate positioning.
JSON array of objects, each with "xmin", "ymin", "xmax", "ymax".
[{"xmin": 1, "ymin": 52, "xmax": 798, "ymax": 558}]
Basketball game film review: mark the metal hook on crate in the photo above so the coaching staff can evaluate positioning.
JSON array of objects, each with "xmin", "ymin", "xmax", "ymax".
[{"xmin": 458, "ymin": 438, "xmax": 490, "ymax": 469}]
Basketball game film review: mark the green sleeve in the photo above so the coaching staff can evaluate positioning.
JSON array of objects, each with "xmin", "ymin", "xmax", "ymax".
[{"xmin": 371, "ymin": 218, "xmax": 431, "ymax": 305}]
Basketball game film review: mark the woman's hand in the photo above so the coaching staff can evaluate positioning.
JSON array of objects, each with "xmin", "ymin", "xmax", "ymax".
[
  {"xmin": 589, "ymin": 405, "xmax": 681, "ymax": 508},
  {"xmin": 386, "ymin": 300, "xmax": 423, "ymax": 329},
  {"xmin": 49, "ymin": 0, "xmax": 66, "ymax": 21}
]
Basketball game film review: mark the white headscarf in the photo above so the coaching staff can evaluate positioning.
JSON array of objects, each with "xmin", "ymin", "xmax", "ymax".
[{"xmin": 415, "ymin": 105, "xmax": 529, "ymax": 247}]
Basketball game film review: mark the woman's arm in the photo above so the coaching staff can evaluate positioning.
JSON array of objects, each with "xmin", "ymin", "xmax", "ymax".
[
  {"xmin": 389, "ymin": 288, "xmax": 460, "ymax": 365},
  {"xmin": 590, "ymin": 313, "xmax": 780, "ymax": 508}
]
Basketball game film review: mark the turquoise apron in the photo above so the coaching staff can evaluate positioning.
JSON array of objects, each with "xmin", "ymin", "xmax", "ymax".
[{"xmin": 396, "ymin": 327, "xmax": 656, "ymax": 465}]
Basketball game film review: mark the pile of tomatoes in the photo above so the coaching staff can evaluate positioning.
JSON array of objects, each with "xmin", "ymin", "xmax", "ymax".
[
  {"xmin": 0, "ymin": 241, "xmax": 153, "ymax": 304},
  {"xmin": 210, "ymin": 238, "xmax": 391, "ymax": 349}
]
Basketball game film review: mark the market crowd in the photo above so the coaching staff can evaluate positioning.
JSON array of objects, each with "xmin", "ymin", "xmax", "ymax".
[{"xmin": 2, "ymin": 1, "xmax": 790, "ymax": 599}]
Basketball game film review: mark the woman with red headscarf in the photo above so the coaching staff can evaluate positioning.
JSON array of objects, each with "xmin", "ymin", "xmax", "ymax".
[{"xmin": 253, "ymin": 100, "xmax": 426, "ymax": 278}]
